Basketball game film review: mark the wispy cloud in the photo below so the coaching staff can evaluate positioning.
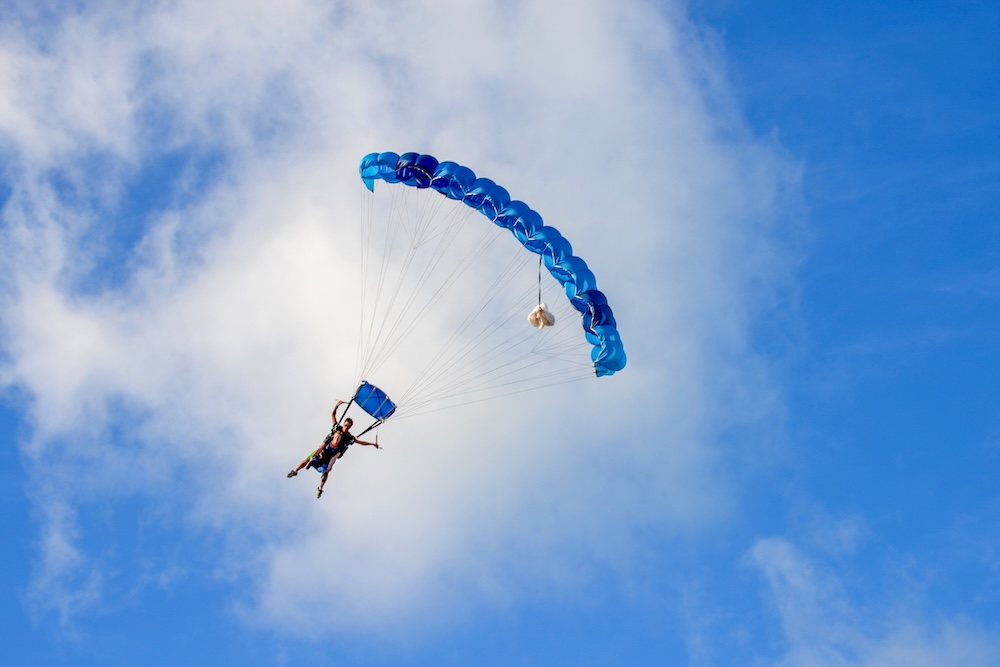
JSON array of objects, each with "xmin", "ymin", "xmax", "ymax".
[
  {"xmin": 25, "ymin": 500, "xmax": 102, "ymax": 629},
  {"xmin": 749, "ymin": 535, "xmax": 1000, "ymax": 666}
]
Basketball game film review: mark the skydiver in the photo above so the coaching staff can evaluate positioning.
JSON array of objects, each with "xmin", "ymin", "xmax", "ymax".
[{"xmin": 286, "ymin": 400, "xmax": 380, "ymax": 498}]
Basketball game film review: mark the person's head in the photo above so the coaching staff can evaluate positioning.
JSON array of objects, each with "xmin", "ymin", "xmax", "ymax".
[{"xmin": 342, "ymin": 418, "xmax": 353, "ymax": 432}]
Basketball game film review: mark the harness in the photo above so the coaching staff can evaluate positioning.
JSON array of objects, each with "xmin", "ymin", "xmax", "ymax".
[
  {"xmin": 322, "ymin": 424, "xmax": 342, "ymax": 447},
  {"xmin": 331, "ymin": 430, "xmax": 356, "ymax": 456},
  {"xmin": 318, "ymin": 425, "xmax": 356, "ymax": 458}
]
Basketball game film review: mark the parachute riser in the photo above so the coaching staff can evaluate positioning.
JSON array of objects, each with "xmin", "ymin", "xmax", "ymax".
[
  {"xmin": 334, "ymin": 396, "xmax": 385, "ymax": 441},
  {"xmin": 355, "ymin": 419, "xmax": 383, "ymax": 439},
  {"xmin": 335, "ymin": 398, "xmax": 356, "ymax": 430}
]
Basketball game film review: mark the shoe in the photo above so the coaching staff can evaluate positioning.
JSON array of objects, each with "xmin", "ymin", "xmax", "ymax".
[
  {"xmin": 287, "ymin": 470, "xmax": 297, "ymax": 478},
  {"xmin": 316, "ymin": 487, "xmax": 324, "ymax": 499}
]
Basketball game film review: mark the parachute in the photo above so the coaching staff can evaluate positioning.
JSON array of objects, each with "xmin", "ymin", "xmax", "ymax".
[
  {"xmin": 345, "ymin": 151, "xmax": 626, "ymax": 422},
  {"xmin": 353, "ymin": 381, "xmax": 397, "ymax": 420},
  {"xmin": 333, "ymin": 380, "xmax": 397, "ymax": 439}
]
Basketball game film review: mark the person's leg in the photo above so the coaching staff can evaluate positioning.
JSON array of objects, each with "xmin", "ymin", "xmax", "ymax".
[
  {"xmin": 317, "ymin": 470, "xmax": 330, "ymax": 498},
  {"xmin": 287, "ymin": 458, "xmax": 308, "ymax": 477},
  {"xmin": 316, "ymin": 454, "xmax": 342, "ymax": 497},
  {"xmin": 288, "ymin": 448, "xmax": 321, "ymax": 477}
]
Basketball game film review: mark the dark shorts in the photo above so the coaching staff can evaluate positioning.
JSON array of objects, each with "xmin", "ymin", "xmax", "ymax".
[{"xmin": 306, "ymin": 446, "xmax": 343, "ymax": 474}]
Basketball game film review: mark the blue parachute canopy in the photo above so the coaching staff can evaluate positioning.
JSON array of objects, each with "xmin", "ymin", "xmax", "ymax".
[
  {"xmin": 359, "ymin": 151, "xmax": 626, "ymax": 377},
  {"xmin": 354, "ymin": 381, "xmax": 397, "ymax": 420}
]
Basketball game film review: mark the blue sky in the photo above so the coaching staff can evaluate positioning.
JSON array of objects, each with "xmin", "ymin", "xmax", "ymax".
[{"xmin": 2, "ymin": 1, "xmax": 998, "ymax": 665}]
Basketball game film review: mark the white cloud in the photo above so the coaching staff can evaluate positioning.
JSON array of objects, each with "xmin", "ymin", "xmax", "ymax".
[
  {"xmin": 749, "ymin": 536, "xmax": 1000, "ymax": 667},
  {"xmin": 25, "ymin": 500, "xmax": 103, "ymax": 629},
  {"xmin": 0, "ymin": 0, "xmax": 799, "ymax": 633}
]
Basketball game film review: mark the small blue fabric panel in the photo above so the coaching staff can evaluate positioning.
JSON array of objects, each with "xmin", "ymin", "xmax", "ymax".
[
  {"xmin": 358, "ymin": 152, "xmax": 626, "ymax": 376},
  {"xmin": 354, "ymin": 381, "xmax": 397, "ymax": 420}
]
